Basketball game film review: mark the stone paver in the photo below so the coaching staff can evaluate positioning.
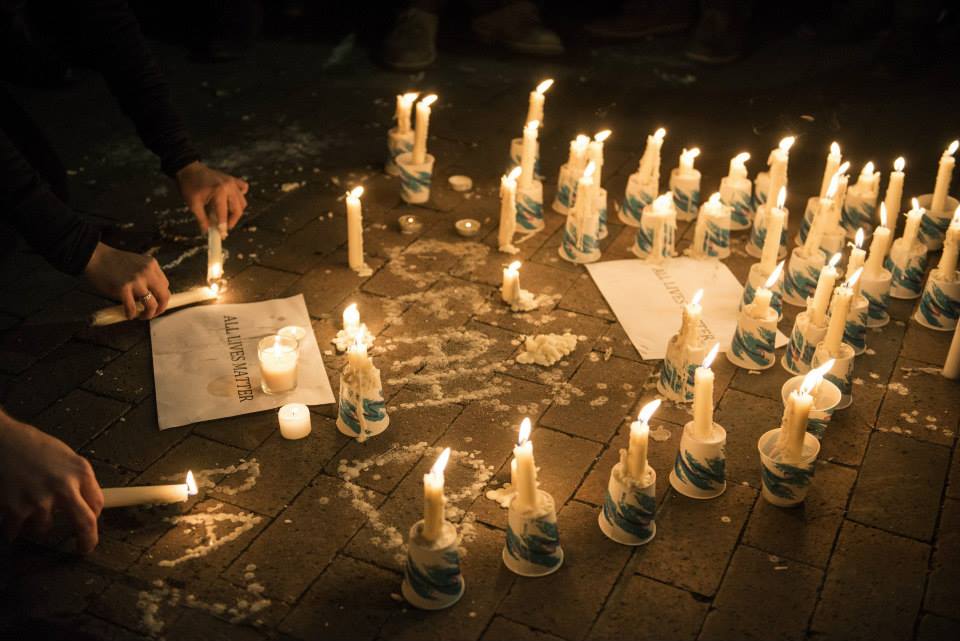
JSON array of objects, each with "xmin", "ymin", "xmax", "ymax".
[
  {"xmin": 925, "ymin": 497, "xmax": 960, "ymax": 619},
  {"xmin": 588, "ymin": 574, "xmax": 707, "ymax": 641}
]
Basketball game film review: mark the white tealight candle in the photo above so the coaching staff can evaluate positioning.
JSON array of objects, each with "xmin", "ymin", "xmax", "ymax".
[
  {"xmin": 422, "ymin": 447, "xmax": 451, "ymax": 542},
  {"xmin": 278, "ymin": 403, "xmax": 312, "ymax": 440},
  {"xmin": 395, "ymin": 92, "xmax": 418, "ymax": 135},
  {"xmin": 760, "ymin": 187, "xmax": 787, "ymax": 274},
  {"xmin": 519, "ymin": 119, "xmax": 540, "ymax": 190},
  {"xmin": 824, "ymin": 269, "xmax": 862, "ymax": 356},
  {"xmin": 847, "ymin": 228, "xmax": 866, "ymax": 296},
  {"xmin": 102, "ymin": 471, "xmax": 198, "ymax": 509},
  {"xmin": 751, "ymin": 261, "xmax": 784, "ymax": 319},
  {"xmin": 346, "ymin": 186, "xmax": 366, "ymax": 273},
  {"xmin": 819, "ymin": 142, "xmax": 842, "ymax": 199},
  {"xmin": 865, "ymin": 205, "xmax": 892, "ymax": 278},
  {"xmin": 258, "ymin": 334, "xmax": 299, "ymax": 395},
  {"xmin": 883, "ymin": 157, "xmax": 906, "ymax": 240},
  {"xmin": 412, "ymin": 94, "xmax": 437, "ymax": 165},
  {"xmin": 526, "ymin": 78, "xmax": 553, "ymax": 126},
  {"xmin": 810, "ymin": 253, "xmax": 842, "ymax": 327},
  {"xmin": 931, "ymin": 140, "xmax": 959, "ymax": 214},
  {"xmin": 513, "ymin": 418, "xmax": 538, "ymax": 511},
  {"xmin": 693, "ymin": 344, "xmax": 720, "ymax": 441},
  {"xmin": 626, "ymin": 399, "xmax": 661, "ymax": 481},
  {"xmin": 499, "ymin": 166, "xmax": 521, "ymax": 251},
  {"xmin": 502, "ymin": 260, "xmax": 521, "ymax": 305}
]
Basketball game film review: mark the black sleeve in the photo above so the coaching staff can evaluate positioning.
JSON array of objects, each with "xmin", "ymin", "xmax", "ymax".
[
  {"xmin": 58, "ymin": 0, "xmax": 201, "ymax": 177},
  {"xmin": 0, "ymin": 128, "xmax": 100, "ymax": 274}
]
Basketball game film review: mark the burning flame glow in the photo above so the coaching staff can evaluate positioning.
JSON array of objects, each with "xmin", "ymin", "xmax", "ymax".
[
  {"xmin": 828, "ymin": 252, "xmax": 842, "ymax": 269},
  {"xmin": 702, "ymin": 343, "xmax": 720, "ymax": 369},
  {"xmin": 691, "ymin": 288, "xmax": 704, "ymax": 306},
  {"xmin": 895, "ymin": 156, "xmax": 905, "ymax": 172},
  {"xmin": 912, "ymin": 197, "xmax": 921, "ymax": 212},
  {"xmin": 638, "ymin": 399, "xmax": 662, "ymax": 424},
  {"xmin": 653, "ymin": 127, "xmax": 666, "ymax": 141},
  {"xmin": 681, "ymin": 147, "xmax": 701, "ymax": 162},
  {"xmin": 186, "ymin": 471, "xmax": 198, "ymax": 496},
  {"xmin": 800, "ymin": 365, "xmax": 827, "ymax": 396},
  {"xmin": 348, "ymin": 186, "xmax": 364, "ymax": 199},
  {"xmin": 861, "ymin": 161, "xmax": 875, "ymax": 177},
  {"xmin": 526, "ymin": 119, "xmax": 540, "ymax": 132},
  {"xmin": 764, "ymin": 261, "xmax": 785, "ymax": 289},
  {"xmin": 400, "ymin": 92, "xmax": 418, "ymax": 105},
  {"xmin": 594, "ymin": 129, "xmax": 612, "ymax": 142},
  {"xmin": 709, "ymin": 192, "xmax": 722, "ymax": 205},
  {"xmin": 431, "ymin": 447, "xmax": 451, "ymax": 479},
  {"xmin": 507, "ymin": 260, "xmax": 521, "ymax": 272},
  {"xmin": 947, "ymin": 140, "xmax": 959, "ymax": 156},
  {"xmin": 734, "ymin": 151, "xmax": 750, "ymax": 165},
  {"xmin": 830, "ymin": 141, "xmax": 840, "ymax": 155},
  {"xmin": 518, "ymin": 417, "xmax": 532, "ymax": 445},
  {"xmin": 583, "ymin": 160, "xmax": 597, "ymax": 179},
  {"xmin": 507, "ymin": 166, "xmax": 522, "ymax": 181},
  {"xmin": 880, "ymin": 203, "xmax": 888, "ymax": 227},
  {"xmin": 421, "ymin": 94, "xmax": 438, "ymax": 107},
  {"xmin": 854, "ymin": 228, "xmax": 865, "ymax": 248},
  {"xmin": 535, "ymin": 78, "xmax": 554, "ymax": 95},
  {"xmin": 845, "ymin": 267, "xmax": 863, "ymax": 289},
  {"xmin": 776, "ymin": 186, "xmax": 787, "ymax": 210},
  {"xmin": 779, "ymin": 136, "xmax": 796, "ymax": 152}
]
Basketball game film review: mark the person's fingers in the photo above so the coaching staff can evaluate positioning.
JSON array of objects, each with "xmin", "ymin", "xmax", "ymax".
[
  {"xmin": 213, "ymin": 191, "xmax": 229, "ymax": 238},
  {"xmin": 226, "ymin": 191, "xmax": 244, "ymax": 229},
  {"xmin": 188, "ymin": 197, "xmax": 209, "ymax": 234},
  {"xmin": 121, "ymin": 284, "xmax": 138, "ymax": 320},
  {"xmin": 148, "ymin": 272, "xmax": 171, "ymax": 316},
  {"xmin": 2, "ymin": 507, "xmax": 27, "ymax": 543},
  {"xmin": 237, "ymin": 178, "xmax": 249, "ymax": 194},
  {"xmin": 62, "ymin": 485, "xmax": 98, "ymax": 554},
  {"xmin": 239, "ymin": 191, "xmax": 248, "ymax": 211},
  {"xmin": 131, "ymin": 279, "xmax": 156, "ymax": 320},
  {"xmin": 77, "ymin": 460, "xmax": 104, "ymax": 518}
]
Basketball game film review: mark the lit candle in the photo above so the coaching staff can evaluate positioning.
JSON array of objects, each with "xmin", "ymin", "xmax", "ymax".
[
  {"xmin": 824, "ymin": 268, "xmax": 862, "ymax": 356},
  {"xmin": 855, "ymin": 161, "xmax": 879, "ymax": 192},
  {"xmin": 847, "ymin": 228, "xmax": 866, "ymax": 296},
  {"xmin": 526, "ymin": 78, "xmax": 553, "ymax": 126},
  {"xmin": 207, "ymin": 227, "xmax": 223, "ymax": 284},
  {"xmin": 931, "ymin": 139, "xmax": 959, "ymax": 214},
  {"xmin": 499, "ymin": 166, "xmax": 521, "ymax": 251},
  {"xmin": 650, "ymin": 192, "xmax": 674, "ymax": 262},
  {"xmin": 341, "ymin": 303, "xmax": 360, "ymax": 336},
  {"xmin": 865, "ymin": 205, "xmax": 892, "ymax": 278},
  {"xmin": 902, "ymin": 198, "xmax": 924, "ymax": 252},
  {"xmin": 693, "ymin": 192, "xmax": 723, "ymax": 255},
  {"xmin": 513, "ymin": 418, "xmax": 538, "ymax": 511},
  {"xmin": 502, "ymin": 260, "xmax": 522, "ymax": 305},
  {"xmin": 102, "ymin": 471, "xmax": 197, "ymax": 509},
  {"xmin": 804, "ymin": 165, "xmax": 848, "ymax": 257},
  {"xmin": 518, "ymin": 119, "xmax": 539, "ymax": 190},
  {"xmin": 422, "ymin": 447, "xmax": 451, "ymax": 542},
  {"xmin": 883, "ymin": 157, "xmax": 906, "ymax": 234},
  {"xmin": 412, "ymin": 94, "xmax": 437, "ymax": 165},
  {"xmin": 588, "ymin": 129, "xmax": 612, "ymax": 187},
  {"xmin": 760, "ymin": 187, "xmax": 787, "ymax": 273},
  {"xmin": 679, "ymin": 288, "xmax": 704, "ymax": 349},
  {"xmin": 728, "ymin": 151, "xmax": 750, "ymax": 180},
  {"xmin": 944, "ymin": 323, "xmax": 960, "ymax": 379},
  {"xmin": 89, "ymin": 283, "xmax": 220, "ymax": 326},
  {"xmin": 935, "ymin": 207, "xmax": 960, "ymax": 278},
  {"xmin": 347, "ymin": 330, "xmax": 371, "ymax": 374},
  {"xmin": 258, "ymin": 334, "xmax": 299, "ymax": 394},
  {"xmin": 781, "ymin": 369, "xmax": 820, "ymax": 463},
  {"xmin": 751, "ymin": 261, "xmax": 785, "ymax": 319},
  {"xmin": 626, "ymin": 399, "xmax": 661, "ymax": 481},
  {"xmin": 346, "ymin": 186, "xmax": 365, "ymax": 273},
  {"xmin": 766, "ymin": 136, "xmax": 796, "ymax": 205},
  {"xmin": 278, "ymin": 403, "xmax": 312, "ymax": 440},
  {"xmin": 395, "ymin": 92, "xmax": 419, "ymax": 135},
  {"xmin": 819, "ymin": 142, "xmax": 842, "ymax": 199},
  {"xmin": 568, "ymin": 134, "xmax": 591, "ymax": 176},
  {"xmin": 638, "ymin": 127, "xmax": 666, "ymax": 183},
  {"xmin": 572, "ymin": 161, "xmax": 597, "ymax": 242},
  {"xmin": 678, "ymin": 147, "xmax": 700, "ymax": 174},
  {"xmin": 810, "ymin": 253, "xmax": 842, "ymax": 327},
  {"xmin": 693, "ymin": 343, "xmax": 720, "ymax": 440}
]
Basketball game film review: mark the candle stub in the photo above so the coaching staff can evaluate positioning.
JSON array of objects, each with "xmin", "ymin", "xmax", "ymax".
[
  {"xmin": 278, "ymin": 403, "xmax": 312, "ymax": 440},
  {"xmin": 455, "ymin": 219, "xmax": 481, "ymax": 238},
  {"xmin": 398, "ymin": 214, "xmax": 424, "ymax": 235},
  {"xmin": 448, "ymin": 175, "xmax": 473, "ymax": 192}
]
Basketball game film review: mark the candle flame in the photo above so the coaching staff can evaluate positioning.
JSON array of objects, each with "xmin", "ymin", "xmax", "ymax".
[
  {"xmin": 880, "ymin": 202, "xmax": 888, "ymax": 227},
  {"xmin": 861, "ymin": 161, "xmax": 875, "ymax": 178},
  {"xmin": 525, "ymin": 119, "xmax": 540, "ymax": 132},
  {"xmin": 702, "ymin": 342, "xmax": 720, "ymax": 369},
  {"xmin": 837, "ymin": 161, "xmax": 850, "ymax": 176},
  {"xmin": 535, "ymin": 78, "xmax": 554, "ymax": 95},
  {"xmin": 800, "ymin": 365, "xmax": 826, "ymax": 396},
  {"xmin": 343, "ymin": 302, "xmax": 359, "ymax": 325},
  {"xmin": 209, "ymin": 262, "xmax": 223, "ymax": 279},
  {"xmin": 210, "ymin": 282, "xmax": 221, "ymax": 297},
  {"xmin": 518, "ymin": 417, "xmax": 532, "ymax": 445},
  {"xmin": 653, "ymin": 127, "xmax": 666, "ymax": 141},
  {"xmin": 830, "ymin": 141, "xmax": 840, "ymax": 155},
  {"xmin": 779, "ymin": 136, "xmax": 796, "ymax": 152},
  {"xmin": 431, "ymin": 447, "xmax": 451, "ymax": 478},
  {"xmin": 764, "ymin": 261, "xmax": 785, "ymax": 289},
  {"xmin": 400, "ymin": 92, "xmax": 418, "ymax": 105},
  {"xmin": 708, "ymin": 192, "xmax": 722, "ymax": 205},
  {"xmin": 828, "ymin": 252, "xmax": 842, "ymax": 268},
  {"xmin": 348, "ymin": 186, "xmax": 364, "ymax": 199},
  {"xmin": 507, "ymin": 260, "xmax": 522, "ymax": 272},
  {"xmin": 583, "ymin": 160, "xmax": 597, "ymax": 179},
  {"xmin": 594, "ymin": 129, "xmax": 612, "ymax": 142},
  {"xmin": 845, "ymin": 267, "xmax": 863, "ymax": 288},
  {"xmin": 776, "ymin": 186, "xmax": 787, "ymax": 210},
  {"xmin": 911, "ymin": 197, "xmax": 920, "ymax": 212},
  {"xmin": 638, "ymin": 398, "xmax": 662, "ymax": 424},
  {"xmin": 853, "ymin": 228, "xmax": 865, "ymax": 248},
  {"xmin": 653, "ymin": 193, "xmax": 673, "ymax": 210},
  {"xmin": 691, "ymin": 288, "xmax": 704, "ymax": 306},
  {"xmin": 811, "ymin": 358, "xmax": 836, "ymax": 381},
  {"xmin": 681, "ymin": 147, "xmax": 700, "ymax": 162},
  {"xmin": 186, "ymin": 471, "xmax": 198, "ymax": 496},
  {"xmin": 947, "ymin": 140, "xmax": 959, "ymax": 156},
  {"xmin": 894, "ymin": 156, "xmax": 905, "ymax": 172},
  {"xmin": 421, "ymin": 94, "xmax": 438, "ymax": 107},
  {"xmin": 951, "ymin": 204, "xmax": 960, "ymax": 226},
  {"xmin": 351, "ymin": 329, "xmax": 366, "ymax": 351},
  {"xmin": 575, "ymin": 134, "xmax": 590, "ymax": 148},
  {"xmin": 733, "ymin": 151, "xmax": 750, "ymax": 165},
  {"xmin": 507, "ymin": 166, "xmax": 522, "ymax": 182}
]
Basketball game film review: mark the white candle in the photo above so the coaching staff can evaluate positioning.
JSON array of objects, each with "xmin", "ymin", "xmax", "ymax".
[
  {"xmin": 944, "ymin": 323, "xmax": 960, "ymax": 379},
  {"xmin": 883, "ymin": 157, "xmax": 906, "ymax": 239},
  {"xmin": 692, "ymin": 192, "xmax": 723, "ymax": 255},
  {"xmin": 572, "ymin": 161, "xmax": 597, "ymax": 247},
  {"xmin": 810, "ymin": 253, "xmax": 842, "ymax": 327},
  {"xmin": 412, "ymin": 94, "xmax": 437, "ymax": 165},
  {"xmin": 819, "ymin": 142, "xmax": 842, "ymax": 199},
  {"xmin": 346, "ymin": 186, "xmax": 365, "ymax": 272},
  {"xmin": 526, "ymin": 78, "xmax": 553, "ymax": 126},
  {"xmin": 422, "ymin": 447, "xmax": 451, "ymax": 542},
  {"xmin": 278, "ymin": 403, "xmax": 312, "ymax": 440},
  {"xmin": 781, "ymin": 370, "xmax": 820, "ymax": 463},
  {"xmin": 513, "ymin": 418, "xmax": 538, "ymax": 511},
  {"xmin": 804, "ymin": 164, "xmax": 848, "ymax": 257},
  {"xmin": 760, "ymin": 187, "xmax": 787, "ymax": 273},
  {"xmin": 347, "ymin": 330, "xmax": 371, "ymax": 373},
  {"xmin": 935, "ymin": 207, "xmax": 960, "ymax": 278},
  {"xmin": 678, "ymin": 147, "xmax": 700, "ymax": 174},
  {"xmin": 902, "ymin": 198, "xmax": 924, "ymax": 252},
  {"xmin": 824, "ymin": 269, "xmax": 861, "ymax": 355},
  {"xmin": 102, "ymin": 471, "xmax": 197, "ymax": 508},
  {"xmin": 751, "ymin": 261, "xmax": 784, "ymax": 319},
  {"xmin": 258, "ymin": 334, "xmax": 299, "ymax": 394},
  {"xmin": 343, "ymin": 302, "xmax": 360, "ymax": 334},
  {"xmin": 728, "ymin": 151, "xmax": 750, "ymax": 180},
  {"xmin": 588, "ymin": 129, "xmax": 611, "ymax": 187},
  {"xmin": 90, "ymin": 283, "xmax": 220, "ymax": 327},
  {"xmin": 931, "ymin": 140, "xmax": 959, "ymax": 214},
  {"xmin": 207, "ymin": 227, "xmax": 223, "ymax": 284},
  {"xmin": 499, "ymin": 166, "xmax": 521, "ymax": 251},
  {"xmin": 693, "ymin": 344, "xmax": 720, "ymax": 440},
  {"xmin": 848, "ymin": 228, "xmax": 866, "ymax": 296},
  {"xmin": 679, "ymin": 288, "xmax": 704, "ymax": 349},
  {"xmin": 568, "ymin": 134, "xmax": 590, "ymax": 176},
  {"xmin": 395, "ymin": 92, "xmax": 418, "ymax": 135},
  {"xmin": 502, "ymin": 260, "xmax": 521, "ymax": 305},
  {"xmin": 650, "ymin": 193, "xmax": 673, "ymax": 262},
  {"xmin": 865, "ymin": 205, "xmax": 892, "ymax": 278},
  {"xmin": 855, "ymin": 161, "xmax": 879, "ymax": 192},
  {"xmin": 638, "ymin": 127, "xmax": 666, "ymax": 183},
  {"xmin": 626, "ymin": 399, "xmax": 661, "ymax": 481},
  {"xmin": 766, "ymin": 136, "xmax": 795, "ymax": 204},
  {"xmin": 518, "ymin": 119, "xmax": 540, "ymax": 190}
]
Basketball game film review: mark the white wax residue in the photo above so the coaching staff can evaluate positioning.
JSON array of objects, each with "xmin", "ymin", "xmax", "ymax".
[{"xmin": 516, "ymin": 332, "xmax": 579, "ymax": 366}]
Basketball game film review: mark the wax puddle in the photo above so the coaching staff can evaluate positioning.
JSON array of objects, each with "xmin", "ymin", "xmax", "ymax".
[
  {"xmin": 384, "ymin": 239, "xmax": 490, "ymax": 289},
  {"xmin": 516, "ymin": 332, "xmax": 579, "ymax": 366},
  {"xmin": 158, "ymin": 509, "xmax": 263, "ymax": 567},
  {"xmin": 338, "ymin": 442, "xmax": 494, "ymax": 566}
]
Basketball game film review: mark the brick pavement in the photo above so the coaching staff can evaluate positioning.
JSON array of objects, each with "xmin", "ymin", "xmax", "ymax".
[{"xmin": 0, "ymin": 32, "xmax": 958, "ymax": 641}]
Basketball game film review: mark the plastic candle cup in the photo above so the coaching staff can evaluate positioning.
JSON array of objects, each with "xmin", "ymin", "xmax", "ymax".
[
  {"xmin": 258, "ymin": 334, "xmax": 299, "ymax": 394},
  {"xmin": 278, "ymin": 403, "xmax": 312, "ymax": 440}
]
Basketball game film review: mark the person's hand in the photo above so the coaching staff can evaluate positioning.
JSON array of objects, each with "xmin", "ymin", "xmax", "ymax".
[
  {"xmin": 176, "ymin": 161, "xmax": 249, "ymax": 236},
  {"xmin": 0, "ymin": 412, "xmax": 103, "ymax": 553},
  {"xmin": 83, "ymin": 242, "xmax": 170, "ymax": 320}
]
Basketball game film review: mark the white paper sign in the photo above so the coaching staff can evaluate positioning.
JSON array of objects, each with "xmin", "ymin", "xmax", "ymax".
[
  {"xmin": 150, "ymin": 294, "xmax": 334, "ymax": 430},
  {"xmin": 587, "ymin": 257, "xmax": 788, "ymax": 360}
]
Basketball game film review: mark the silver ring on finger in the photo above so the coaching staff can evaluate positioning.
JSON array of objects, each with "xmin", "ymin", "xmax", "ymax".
[{"xmin": 139, "ymin": 293, "xmax": 155, "ymax": 305}]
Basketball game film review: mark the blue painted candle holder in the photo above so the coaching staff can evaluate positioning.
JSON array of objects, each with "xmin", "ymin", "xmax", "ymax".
[
  {"xmin": 669, "ymin": 421, "xmax": 727, "ymax": 499},
  {"xmin": 669, "ymin": 168, "xmax": 701, "ymax": 221},
  {"xmin": 720, "ymin": 175, "xmax": 754, "ymax": 231},
  {"xmin": 402, "ymin": 520, "xmax": 465, "ymax": 610},
  {"xmin": 728, "ymin": 305, "xmax": 779, "ymax": 370},
  {"xmin": 811, "ymin": 342, "xmax": 856, "ymax": 410},
  {"xmin": 842, "ymin": 294, "xmax": 870, "ymax": 355},
  {"xmin": 914, "ymin": 270, "xmax": 960, "ymax": 331},
  {"xmin": 758, "ymin": 428, "xmax": 820, "ymax": 507},
  {"xmin": 916, "ymin": 194, "xmax": 960, "ymax": 251},
  {"xmin": 781, "ymin": 375, "xmax": 842, "ymax": 440},
  {"xmin": 396, "ymin": 152, "xmax": 435, "ymax": 205},
  {"xmin": 781, "ymin": 310, "xmax": 827, "ymax": 376},
  {"xmin": 386, "ymin": 127, "xmax": 414, "ymax": 177},
  {"xmin": 598, "ymin": 460, "xmax": 656, "ymax": 546},
  {"xmin": 861, "ymin": 269, "xmax": 892, "ymax": 327},
  {"xmin": 552, "ymin": 163, "xmax": 576, "ymax": 214},
  {"xmin": 781, "ymin": 247, "xmax": 825, "ymax": 308},
  {"xmin": 889, "ymin": 237, "xmax": 929, "ymax": 300},
  {"xmin": 515, "ymin": 181, "xmax": 545, "ymax": 233},
  {"xmin": 739, "ymin": 263, "xmax": 784, "ymax": 319},
  {"xmin": 619, "ymin": 172, "xmax": 656, "ymax": 228},
  {"xmin": 746, "ymin": 204, "xmax": 788, "ymax": 260},
  {"xmin": 503, "ymin": 490, "xmax": 563, "ymax": 577},
  {"xmin": 336, "ymin": 363, "xmax": 389, "ymax": 442}
]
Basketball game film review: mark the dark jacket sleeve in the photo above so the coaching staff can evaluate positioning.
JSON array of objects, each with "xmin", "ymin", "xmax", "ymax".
[
  {"xmin": 59, "ymin": 0, "xmax": 201, "ymax": 176},
  {"xmin": 0, "ymin": 128, "xmax": 100, "ymax": 274}
]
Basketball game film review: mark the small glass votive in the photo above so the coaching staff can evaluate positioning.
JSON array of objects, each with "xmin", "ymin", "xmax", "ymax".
[
  {"xmin": 455, "ymin": 218, "xmax": 481, "ymax": 238},
  {"xmin": 278, "ymin": 403, "xmax": 312, "ymax": 440},
  {"xmin": 278, "ymin": 325, "xmax": 308, "ymax": 346},
  {"xmin": 258, "ymin": 334, "xmax": 299, "ymax": 395},
  {"xmin": 398, "ymin": 214, "xmax": 424, "ymax": 235}
]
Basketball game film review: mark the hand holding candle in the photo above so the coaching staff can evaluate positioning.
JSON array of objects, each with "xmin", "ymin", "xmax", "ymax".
[
  {"xmin": 693, "ymin": 344, "xmax": 720, "ymax": 441},
  {"xmin": 90, "ymin": 283, "xmax": 220, "ymax": 327},
  {"xmin": 422, "ymin": 447, "xmax": 451, "ymax": 542},
  {"xmin": 627, "ymin": 399, "xmax": 661, "ymax": 481},
  {"xmin": 102, "ymin": 471, "xmax": 198, "ymax": 509},
  {"xmin": 207, "ymin": 227, "xmax": 223, "ymax": 284}
]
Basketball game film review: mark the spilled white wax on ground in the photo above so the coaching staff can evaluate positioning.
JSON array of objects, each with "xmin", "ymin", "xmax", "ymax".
[
  {"xmin": 332, "ymin": 324, "xmax": 375, "ymax": 352},
  {"xmin": 337, "ymin": 442, "xmax": 493, "ymax": 566},
  {"xmin": 650, "ymin": 427, "xmax": 672, "ymax": 442},
  {"xmin": 385, "ymin": 239, "xmax": 490, "ymax": 288},
  {"xmin": 508, "ymin": 289, "xmax": 561, "ymax": 313},
  {"xmin": 163, "ymin": 458, "xmax": 261, "ymax": 495},
  {"xmin": 382, "ymin": 283, "xmax": 491, "ymax": 326},
  {"xmin": 484, "ymin": 483, "xmax": 516, "ymax": 509},
  {"xmin": 158, "ymin": 511, "xmax": 263, "ymax": 567},
  {"xmin": 516, "ymin": 333, "xmax": 579, "ymax": 366}
]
